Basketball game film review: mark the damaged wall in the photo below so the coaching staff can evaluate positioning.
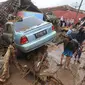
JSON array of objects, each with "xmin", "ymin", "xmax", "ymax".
[{"xmin": 0, "ymin": 0, "xmax": 41, "ymax": 25}]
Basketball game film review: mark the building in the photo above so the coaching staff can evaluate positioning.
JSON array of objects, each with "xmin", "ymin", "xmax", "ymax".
[{"xmin": 40, "ymin": 5, "xmax": 85, "ymax": 23}]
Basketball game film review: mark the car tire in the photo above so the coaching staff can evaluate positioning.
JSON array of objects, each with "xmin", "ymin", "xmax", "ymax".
[{"xmin": 16, "ymin": 49, "xmax": 27, "ymax": 59}]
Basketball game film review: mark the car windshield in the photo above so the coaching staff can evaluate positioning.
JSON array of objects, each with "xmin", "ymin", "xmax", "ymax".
[{"xmin": 14, "ymin": 17, "xmax": 44, "ymax": 32}]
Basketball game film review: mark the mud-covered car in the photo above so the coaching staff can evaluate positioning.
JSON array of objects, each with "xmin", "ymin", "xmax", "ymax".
[{"xmin": 4, "ymin": 16, "xmax": 56, "ymax": 53}]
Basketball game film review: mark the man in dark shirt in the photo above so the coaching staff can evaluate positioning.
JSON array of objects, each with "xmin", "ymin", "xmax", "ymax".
[
  {"xmin": 74, "ymin": 25, "xmax": 85, "ymax": 63},
  {"xmin": 67, "ymin": 24, "xmax": 85, "ymax": 64}
]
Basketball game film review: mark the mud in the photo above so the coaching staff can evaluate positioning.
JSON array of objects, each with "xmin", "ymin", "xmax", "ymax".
[
  {"xmin": 47, "ymin": 43, "xmax": 85, "ymax": 85},
  {"xmin": 0, "ymin": 43, "xmax": 85, "ymax": 85}
]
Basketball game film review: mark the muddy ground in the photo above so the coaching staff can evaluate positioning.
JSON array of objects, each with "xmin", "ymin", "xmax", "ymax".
[{"xmin": 0, "ymin": 43, "xmax": 85, "ymax": 85}]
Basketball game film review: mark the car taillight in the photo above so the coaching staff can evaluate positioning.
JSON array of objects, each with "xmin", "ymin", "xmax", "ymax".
[
  {"xmin": 52, "ymin": 25, "xmax": 55, "ymax": 31},
  {"xmin": 20, "ymin": 36, "xmax": 28, "ymax": 44}
]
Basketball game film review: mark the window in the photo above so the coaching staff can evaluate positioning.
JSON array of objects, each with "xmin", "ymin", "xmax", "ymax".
[{"xmin": 14, "ymin": 17, "xmax": 44, "ymax": 32}]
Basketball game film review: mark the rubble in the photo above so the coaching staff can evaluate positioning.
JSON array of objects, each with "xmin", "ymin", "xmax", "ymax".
[
  {"xmin": 0, "ymin": 45, "xmax": 23, "ymax": 83},
  {"xmin": 0, "ymin": 0, "xmax": 41, "ymax": 26},
  {"xmin": 0, "ymin": 43, "xmax": 85, "ymax": 85},
  {"xmin": 0, "ymin": 0, "xmax": 85, "ymax": 85},
  {"xmin": 0, "ymin": 44, "xmax": 64, "ymax": 85}
]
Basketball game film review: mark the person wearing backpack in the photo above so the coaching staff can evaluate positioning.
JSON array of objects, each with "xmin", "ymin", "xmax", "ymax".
[
  {"xmin": 56, "ymin": 35, "xmax": 72, "ymax": 67},
  {"xmin": 63, "ymin": 39, "xmax": 79, "ymax": 69},
  {"xmin": 56, "ymin": 37, "xmax": 79, "ymax": 69}
]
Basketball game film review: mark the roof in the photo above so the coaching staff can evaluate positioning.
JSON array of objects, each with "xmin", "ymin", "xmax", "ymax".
[
  {"xmin": 53, "ymin": 10, "xmax": 85, "ymax": 23},
  {"xmin": 40, "ymin": 5, "xmax": 77, "ymax": 13}
]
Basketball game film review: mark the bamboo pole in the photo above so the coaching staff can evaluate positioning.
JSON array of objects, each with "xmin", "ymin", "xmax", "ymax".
[{"xmin": 74, "ymin": 0, "xmax": 83, "ymax": 23}]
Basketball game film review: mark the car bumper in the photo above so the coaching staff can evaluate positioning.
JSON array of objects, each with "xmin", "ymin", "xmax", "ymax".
[{"xmin": 16, "ymin": 31, "xmax": 56, "ymax": 53}]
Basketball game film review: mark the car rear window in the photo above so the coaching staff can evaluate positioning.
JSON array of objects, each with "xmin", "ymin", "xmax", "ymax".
[{"xmin": 14, "ymin": 17, "xmax": 44, "ymax": 32}]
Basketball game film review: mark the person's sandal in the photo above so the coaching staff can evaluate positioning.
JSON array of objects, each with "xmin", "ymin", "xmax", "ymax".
[
  {"xmin": 57, "ymin": 64, "xmax": 62, "ymax": 66},
  {"xmin": 64, "ymin": 66, "xmax": 71, "ymax": 70},
  {"xmin": 74, "ymin": 59, "xmax": 76, "ymax": 62},
  {"xmin": 0, "ymin": 78, "xmax": 6, "ymax": 83},
  {"xmin": 77, "ymin": 60, "xmax": 80, "ymax": 64}
]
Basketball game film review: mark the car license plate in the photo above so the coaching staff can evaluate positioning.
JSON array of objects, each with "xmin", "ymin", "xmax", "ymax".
[{"xmin": 35, "ymin": 30, "xmax": 47, "ymax": 38}]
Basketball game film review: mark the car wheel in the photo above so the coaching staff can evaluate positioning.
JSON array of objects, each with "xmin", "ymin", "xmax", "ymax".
[{"xmin": 16, "ymin": 49, "xmax": 27, "ymax": 59}]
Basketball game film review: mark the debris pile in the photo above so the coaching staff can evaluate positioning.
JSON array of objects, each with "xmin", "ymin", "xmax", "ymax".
[
  {"xmin": 0, "ymin": 45, "xmax": 23, "ymax": 83},
  {"xmin": 0, "ymin": 45, "xmax": 64, "ymax": 85},
  {"xmin": 22, "ymin": 45, "xmax": 64, "ymax": 85},
  {"xmin": 0, "ymin": 0, "xmax": 41, "ymax": 25}
]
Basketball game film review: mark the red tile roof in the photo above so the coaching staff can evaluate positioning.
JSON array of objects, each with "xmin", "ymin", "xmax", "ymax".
[{"xmin": 53, "ymin": 10, "xmax": 85, "ymax": 23}]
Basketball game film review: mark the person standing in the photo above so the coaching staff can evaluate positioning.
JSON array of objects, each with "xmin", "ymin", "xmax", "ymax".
[
  {"xmin": 60, "ymin": 16, "xmax": 64, "ymax": 27},
  {"xmin": 56, "ymin": 35, "xmax": 72, "ymax": 66},
  {"xmin": 74, "ymin": 45, "xmax": 83, "ymax": 63},
  {"xmin": 64, "ymin": 39, "xmax": 79, "ymax": 69},
  {"xmin": 74, "ymin": 24, "xmax": 85, "ymax": 63},
  {"xmin": 56, "ymin": 36, "xmax": 79, "ymax": 69}
]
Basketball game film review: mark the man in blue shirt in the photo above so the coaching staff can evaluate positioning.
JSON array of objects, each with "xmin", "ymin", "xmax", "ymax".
[{"xmin": 66, "ymin": 25, "xmax": 73, "ymax": 36}]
